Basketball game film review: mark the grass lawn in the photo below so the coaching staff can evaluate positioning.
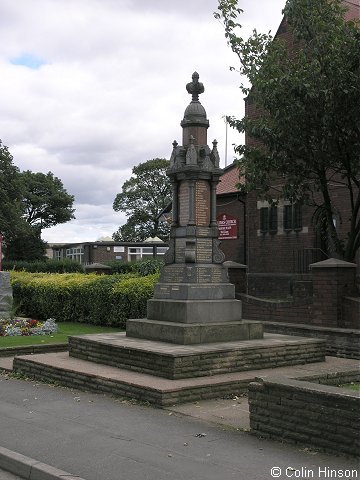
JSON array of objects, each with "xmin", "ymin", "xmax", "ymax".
[
  {"xmin": 340, "ymin": 383, "xmax": 360, "ymax": 392},
  {"xmin": 0, "ymin": 322, "xmax": 123, "ymax": 349}
]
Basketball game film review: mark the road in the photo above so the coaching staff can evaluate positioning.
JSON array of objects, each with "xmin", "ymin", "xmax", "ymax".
[{"xmin": 0, "ymin": 373, "xmax": 358, "ymax": 480}]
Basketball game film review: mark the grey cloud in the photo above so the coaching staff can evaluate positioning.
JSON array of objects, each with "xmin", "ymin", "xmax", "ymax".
[{"xmin": 1, "ymin": 0, "xmax": 285, "ymax": 242}]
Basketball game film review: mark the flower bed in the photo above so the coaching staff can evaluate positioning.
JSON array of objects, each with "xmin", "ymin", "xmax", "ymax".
[{"xmin": 0, "ymin": 318, "xmax": 58, "ymax": 337}]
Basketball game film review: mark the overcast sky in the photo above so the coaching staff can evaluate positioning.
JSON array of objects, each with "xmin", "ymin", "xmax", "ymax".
[{"xmin": 0, "ymin": 0, "xmax": 285, "ymax": 243}]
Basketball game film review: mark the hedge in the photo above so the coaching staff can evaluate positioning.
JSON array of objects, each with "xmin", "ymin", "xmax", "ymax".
[
  {"xmin": 3, "ymin": 259, "xmax": 84, "ymax": 273},
  {"xmin": 104, "ymin": 258, "xmax": 164, "ymax": 275},
  {"xmin": 3, "ymin": 258, "xmax": 164, "ymax": 275},
  {"xmin": 10, "ymin": 271, "xmax": 159, "ymax": 328}
]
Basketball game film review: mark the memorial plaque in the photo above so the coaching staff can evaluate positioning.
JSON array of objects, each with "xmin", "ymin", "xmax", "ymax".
[
  {"xmin": 175, "ymin": 238, "xmax": 186, "ymax": 263},
  {"xmin": 159, "ymin": 286, "xmax": 171, "ymax": 297},
  {"xmin": 197, "ymin": 227, "xmax": 210, "ymax": 237},
  {"xmin": 195, "ymin": 181, "xmax": 210, "ymax": 226},
  {"xmin": 162, "ymin": 265, "xmax": 185, "ymax": 283},
  {"xmin": 196, "ymin": 238, "xmax": 213, "ymax": 263},
  {"xmin": 179, "ymin": 182, "xmax": 189, "ymax": 226}
]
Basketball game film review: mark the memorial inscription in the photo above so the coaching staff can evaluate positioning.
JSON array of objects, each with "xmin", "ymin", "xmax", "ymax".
[
  {"xmin": 175, "ymin": 238, "xmax": 186, "ymax": 263},
  {"xmin": 196, "ymin": 238, "xmax": 213, "ymax": 263},
  {"xmin": 195, "ymin": 181, "xmax": 210, "ymax": 226},
  {"xmin": 162, "ymin": 265, "xmax": 185, "ymax": 283},
  {"xmin": 179, "ymin": 182, "xmax": 189, "ymax": 226}
]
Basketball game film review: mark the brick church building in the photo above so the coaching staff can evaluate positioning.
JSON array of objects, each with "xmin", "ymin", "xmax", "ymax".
[{"xmin": 216, "ymin": 0, "xmax": 359, "ymax": 284}]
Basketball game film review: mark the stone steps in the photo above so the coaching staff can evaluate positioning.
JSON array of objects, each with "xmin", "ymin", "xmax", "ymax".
[{"xmin": 67, "ymin": 332, "xmax": 326, "ymax": 380}]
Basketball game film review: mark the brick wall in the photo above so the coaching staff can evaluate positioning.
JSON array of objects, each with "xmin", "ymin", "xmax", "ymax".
[
  {"xmin": 312, "ymin": 262, "xmax": 358, "ymax": 327},
  {"xmin": 216, "ymin": 194, "xmax": 245, "ymax": 264},
  {"xmin": 260, "ymin": 321, "xmax": 360, "ymax": 359},
  {"xmin": 240, "ymin": 294, "xmax": 313, "ymax": 324},
  {"xmin": 343, "ymin": 297, "xmax": 360, "ymax": 329},
  {"xmin": 249, "ymin": 374, "xmax": 360, "ymax": 457},
  {"xmin": 246, "ymin": 273, "xmax": 312, "ymax": 298}
]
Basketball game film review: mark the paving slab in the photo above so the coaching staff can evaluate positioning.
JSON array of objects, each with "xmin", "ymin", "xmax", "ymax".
[
  {"xmin": 167, "ymin": 396, "xmax": 250, "ymax": 431},
  {"xmin": 0, "ymin": 356, "xmax": 13, "ymax": 372}
]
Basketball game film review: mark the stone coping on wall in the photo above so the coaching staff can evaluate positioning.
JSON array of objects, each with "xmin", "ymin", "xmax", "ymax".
[
  {"xmin": 252, "ymin": 320, "xmax": 359, "ymax": 360},
  {"xmin": 0, "ymin": 343, "xmax": 68, "ymax": 358},
  {"xmin": 239, "ymin": 293, "xmax": 312, "ymax": 307},
  {"xmin": 256, "ymin": 320, "xmax": 359, "ymax": 335}
]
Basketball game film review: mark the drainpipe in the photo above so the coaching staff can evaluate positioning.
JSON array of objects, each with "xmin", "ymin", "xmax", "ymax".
[{"xmin": 237, "ymin": 194, "xmax": 247, "ymax": 266}]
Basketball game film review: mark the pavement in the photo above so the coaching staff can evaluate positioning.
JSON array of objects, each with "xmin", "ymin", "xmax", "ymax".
[{"xmin": 0, "ymin": 354, "xmax": 359, "ymax": 480}]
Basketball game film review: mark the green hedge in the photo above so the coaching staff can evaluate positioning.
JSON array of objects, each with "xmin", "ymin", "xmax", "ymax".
[
  {"xmin": 104, "ymin": 258, "xmax": 164, "ymax": 275},
  {"xmin": 10, "ymin": 271, "xmax": 159, "ymax": 328},
  {"xmin": 3, "ymin": 259, "xmax": 84, "ymax": 273},
  {"xmin": 4, "ymin": 258, "xmax": 164, "ymax": 275}
]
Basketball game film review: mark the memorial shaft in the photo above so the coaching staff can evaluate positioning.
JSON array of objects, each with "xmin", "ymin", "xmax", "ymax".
[{"xmin": 126, "ymin": 72, "xmax": 263, "ymax": 344}]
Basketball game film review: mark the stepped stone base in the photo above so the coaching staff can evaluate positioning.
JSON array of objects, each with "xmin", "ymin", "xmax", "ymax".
[
  {"xmin": 12, "ymin": 333, "xmax": 327, "ymax": 405},
  {"xmin": 126, "ymin": 319, "xmax": 262, "ymax": 344},
  {"xmin": 68, "ymin": 332, "xmax": 326, "ymax": 380},
  {"xmin": 12, "ymin": 352, "xmax": 259, "ymax": 406},
  {"xmin": 147, "ymin": 298, "xmax": 242, "ymax": 324}
]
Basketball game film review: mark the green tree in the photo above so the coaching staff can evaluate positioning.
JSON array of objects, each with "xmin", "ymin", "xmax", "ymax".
[
  {"xmin": 0, "ymin": 140, "xmax": 25, "ymax": 242},
  {"xmin": 20, "ymin": 170, "xmax": 75, "ymax": 229},
  {"xmin": 0, "ymin": 141, "xmax": 75, "ymax": 260},
  {"xmin": 215, "ymin": 0, "xmax": 360, "ymax": 261},
  {"xmin": 4, "ymin": 228, "xmax": 47, "ymax": 261},
  {"xmin": 113, "ymin": 158, "xmax": 172, "ymax": 242}
]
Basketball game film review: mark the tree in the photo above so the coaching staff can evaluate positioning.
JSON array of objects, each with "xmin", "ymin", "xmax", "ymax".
[
  {"xmin": 113, "ymin": 158, "xmax": 172, "ymax": 242},
  {"xmin": 0, "ymin": 141, "xmax": 75, "ymax": 260},
  {"xmin": 20, "ymin": 170, "xmax": 75, "ymax": 229},
  {"xmin": 0, "ymin": 140, "xmax": 28, "ymax": 243},
  {"xmin": 215, "ymin": 0, "xmax": 360, "ymax": 261},
  {"xmin": 4, "ymin": 228, "xmax": 47, "ymax": 261}
]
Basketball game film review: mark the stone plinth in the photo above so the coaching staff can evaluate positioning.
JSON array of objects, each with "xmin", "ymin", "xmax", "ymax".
[
  {"xmin": 127, "ymin": 319, "xmax": 263, "ymax": 344},
  {"xmin": 147, "ymin": 299, "xmax": 242, "ymax": 323},
  {"xmin": 0, "ymin": 272, "xmax": 13, "ymax": 319}
]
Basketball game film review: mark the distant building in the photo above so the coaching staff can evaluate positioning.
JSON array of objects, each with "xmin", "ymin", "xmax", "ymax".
[{"xmin": 46, "ymin": 238, "xmax": 168, "ymax": 264}]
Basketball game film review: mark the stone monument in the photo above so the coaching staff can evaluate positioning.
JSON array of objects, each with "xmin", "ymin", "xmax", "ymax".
[
  {"xmin": 0, "ymin": 271, "xmax": 13, "ymax": 319},
  {"xmin": 11, "ymin": 73, "xmax": 326, "ymax": 406},
  {"xmin": 127, "ymin": 72, "xmax": 263, "ymax": 344}
]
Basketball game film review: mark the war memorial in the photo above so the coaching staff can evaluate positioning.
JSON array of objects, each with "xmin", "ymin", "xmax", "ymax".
[{"xmin": 10, "ymin": 73, "xmax": 331, "ymax": 407}]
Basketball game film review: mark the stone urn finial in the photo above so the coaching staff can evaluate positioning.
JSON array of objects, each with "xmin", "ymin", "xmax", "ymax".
[{"xmin": 186, "ymin": 72, "xmax": 205, "ymax": 102}]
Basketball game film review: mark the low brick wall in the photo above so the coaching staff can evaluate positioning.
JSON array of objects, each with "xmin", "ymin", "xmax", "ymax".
[
  {"xmin": 342, "ymin": 297, "xmax": 360, "ymax": 329},
  {"xmin": 240, "ymin": 294, "xmax": 313, "ymax": 324},
  {"xmin": 259, "ymin": 321, "xmax": 360, "ymax": 359},
  {"xmin": 249, "ymin": 372, "xmax": 360, "ymax": 457},
  {"xmin": 246, "ymin": 273, "xmax": 312, "ymax": 298},
  {"xmin": 241, "ymin": 292, "xmax": 360, "ymax": 337}
]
